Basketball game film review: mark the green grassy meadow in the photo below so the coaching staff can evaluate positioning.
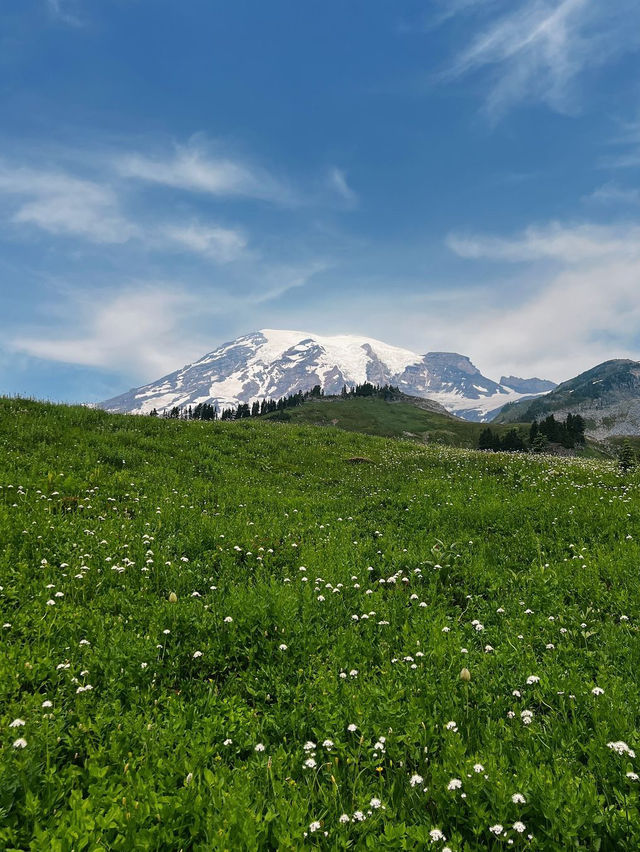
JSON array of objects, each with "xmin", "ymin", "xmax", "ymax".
[
  {"xmin": 263, "ymin": 396, "xmax": 488, "ymax": 446},
  {"xmin": 1, "ymin": 397, "xmax": 640, "ymax": 850}
]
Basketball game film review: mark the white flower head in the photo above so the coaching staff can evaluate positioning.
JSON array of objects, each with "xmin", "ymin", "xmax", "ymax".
[{"xmin": 608, "ymin": 741, "xmax": 636, "ymax": 758}]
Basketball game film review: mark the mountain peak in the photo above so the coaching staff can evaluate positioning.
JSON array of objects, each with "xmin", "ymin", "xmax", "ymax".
[
  {"xmin": 500, "ymin": 375, "xmax": 557, "ymax": 395},
  {"xmin": 101, "ymin": 329, "xmax": 553, "ymax": 421}
]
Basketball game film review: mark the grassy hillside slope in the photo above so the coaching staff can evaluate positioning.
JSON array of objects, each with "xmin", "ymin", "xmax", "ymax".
[
  {"xmin": 1, "ymin": 398, "xmax": 640, "ymax": 849},
  {"xmin": 263, "ymin": 394, "xmax": 523, "ymax": 448}
]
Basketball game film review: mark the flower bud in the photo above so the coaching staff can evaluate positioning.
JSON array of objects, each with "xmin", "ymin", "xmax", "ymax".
[
  {"xmin": 460, "ymin": 667, "xmax": 471, "ymax": 682},
  {"xmin": 168, "ymin": 592, "xmax": 177, "ymax": 603}
]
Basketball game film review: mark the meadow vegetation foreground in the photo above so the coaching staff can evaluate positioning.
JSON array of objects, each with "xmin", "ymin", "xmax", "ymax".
[{"xmin": 0, "ymin": 398, "xmax": 639, "ymax": 850}]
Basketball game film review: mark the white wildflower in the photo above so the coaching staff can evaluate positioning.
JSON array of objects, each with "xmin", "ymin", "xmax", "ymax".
[{"xmin": 608, "ymin": 741, "xmax": 636, "ymax": 758}]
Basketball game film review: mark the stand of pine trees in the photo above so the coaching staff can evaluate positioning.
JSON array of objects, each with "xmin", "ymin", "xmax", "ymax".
[
  {"xmin": 478, "ymin": 428, "xmax": 526, "ymax": 453},
  {"xmin": 478, "ymin": 413, "xmax": 586, "ymax": 454},
  {"xmin": 529, "ymin": 413, "xmax": 586, "ymax": 449},
  {"xmin": 152, "ymin": 383, "xmax": 400, "ymax": 422}
]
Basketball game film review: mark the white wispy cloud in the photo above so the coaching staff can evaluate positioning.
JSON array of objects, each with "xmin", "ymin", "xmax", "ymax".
[
  {"xmin": 326, "ymin": 167, "xmax": 358, "ymax": 208},
  {"xmin": 12, "ymin": 286, "xmax": 206, "ymax": 377},
  {"xmin": 447, "ymin": 221, "xmax": 640, "ymax": 263},
  {"xmin": 251, "ymin": 261, "xmax": 328, "ymax": 305},
  {"xmin": 116, "ymin": 138, "xmax": 297, "ymax": 205},
  {"xmin": 8, "ymin": 259, "xmax": 326, "ymax": 380},
  {"xmin": 0, "ymin": 160, "xmax": 252, "ymax": 261},
  {"xmin": 0, "ymin": 165, "xmax": 136, "ymax": 243},
  {"xmin": 584, "ymin": 182, "xmax": 640, "ymax": 206},
  {"xmin": 441, "ymin": 220, "xmax": 640, "ymax": 379},
  {"xmin": 443, "ymin": 0, "xmax": 640, "ymax": 117},
  {"xmin": 160, "ymin": 222, "xmax": 248, "ymax": 263},
  {"xmin": 46, "ymin": 0, "xmax": 83, "ymax": 27},
  {"xmin": 600, "ymin": 117, "xmax": 640, "ymax": 169}
]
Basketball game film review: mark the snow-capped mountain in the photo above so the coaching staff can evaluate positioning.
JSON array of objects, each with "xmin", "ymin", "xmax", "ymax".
[{"xmin": 101, "ymin": 329, "xmax": 555, "ymax": 421}]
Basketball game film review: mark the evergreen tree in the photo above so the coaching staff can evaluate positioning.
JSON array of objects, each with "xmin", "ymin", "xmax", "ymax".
[
  {"xmin": 532, "ymin": 434, "xmax": 548, "ymax": 453},
  {"xmin": 619, "ymin": 440, "xmax": 636, "ymax": 473},
  {"xmin": 478, "ymin": 428, "xmax": 495, "ymax": 451},
  {"xmin": 502, "ymin": 428, "xmax": 525, "ymax": 452}
]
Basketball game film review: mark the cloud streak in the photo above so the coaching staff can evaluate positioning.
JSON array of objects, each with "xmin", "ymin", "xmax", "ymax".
[
  {"xmin": 442, "ymin": 0, "xmax": 640, "ymax": 117},
  {"xmin": 160, "ymin": 223, "xmax": 248, "ymax": 263},
  {"xmin": 326, "ymin": 167, "xmax": 358, "ymax": 208},
  {"xmin": 116, "ymin": 139, "xmax": 298, "ymax": 205},
  {"xmin": 0, "ymin": 165, "xmax": 136, "ymax": 243},
  {"xmin": 12, "ymin": 286, "xmax": 206, "ymax": 378},
  {"xmin": 8, "ymin": 259, "xmax": 326, "ymax": 381},
  {"xmin": 441, "ymin": 219, "xmax": 640, "ymax": 379},
  {"xmin": 448, "ymin": 222, "xmax": 640, "ymax": 263},
  {"xmin": 0, "ymin": 160, "xmax": 251, "ymax": 261},
  {"xmin": 46, "ymin": 0, "xmax": 83, "ymax": 27}
]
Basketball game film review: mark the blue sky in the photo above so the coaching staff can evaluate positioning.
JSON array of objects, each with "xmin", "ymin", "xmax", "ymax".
[{"xmin": 2, "ymin": 0, "xmax": 640, "ymax": 402}]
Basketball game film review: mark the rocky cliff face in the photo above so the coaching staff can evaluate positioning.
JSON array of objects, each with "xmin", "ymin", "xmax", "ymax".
[{"xmin": 494, "ymin": 359, "xmax": 640, "ymax": 437}]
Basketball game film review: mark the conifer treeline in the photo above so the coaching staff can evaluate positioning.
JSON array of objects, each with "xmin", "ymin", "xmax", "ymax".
[
  {"xmin": 148, "ymin": 383, "xmax": 400, "ymax": 422},
  {"xmin": 479, "ymin": 413, "xmax": 586, "ymax": 453}
]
